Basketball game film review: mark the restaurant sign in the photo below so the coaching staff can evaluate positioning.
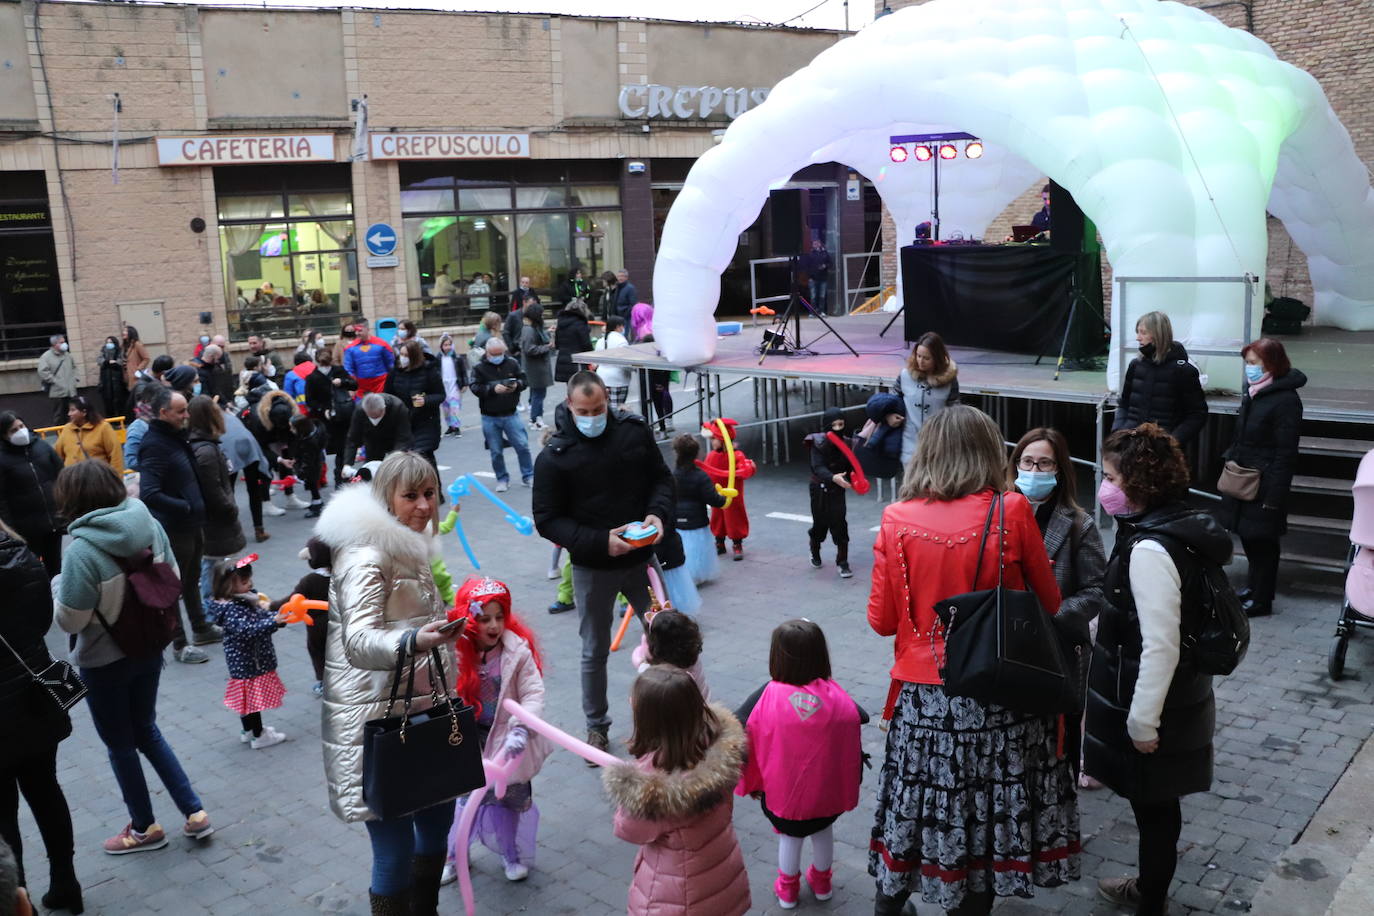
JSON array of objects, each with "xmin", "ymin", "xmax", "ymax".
[
  {"xmin": 617, "ymin": 85, "xmax": 771, "ymax": 120},
  {"xmin": 157, "ymin": 135, "xmax": 335, "ymax": 166},
  {"xmin": 369, "ymin": 133, "xmax": 530, "ymax": 160}
]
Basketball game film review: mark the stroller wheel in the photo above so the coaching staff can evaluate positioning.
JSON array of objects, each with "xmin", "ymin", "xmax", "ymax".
[{"xmin": 1329, "ymin": 634, "xmax": 1349, "ymax": 681}]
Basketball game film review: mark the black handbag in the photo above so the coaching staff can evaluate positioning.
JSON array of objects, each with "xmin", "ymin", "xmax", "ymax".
[
  {"xmin": 362, "ymin": 644, "xmax": 485, "ymax": 820},
  {"xmin": 0, "ymin": 631, "xmax": 87, "ymax": 712},
  {"xmin": 933, "ymin": 493, "xmax": 1076, "ymax": 715}
]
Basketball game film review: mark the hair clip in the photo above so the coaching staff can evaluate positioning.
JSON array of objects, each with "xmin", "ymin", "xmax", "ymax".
[{"xmin": 234, "ymin": 553, "xmax": 259, "ymax": 569}]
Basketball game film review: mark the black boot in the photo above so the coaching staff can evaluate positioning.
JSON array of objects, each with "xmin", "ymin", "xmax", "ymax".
[
  {"xmin": 368, "ymin": 889, "xmax": 410, "ymax": 915},
  {"xmin": 947, "ymin": 888, "xmax": 993, "ymax": 916},
  {"xmin": 42, "ymin": 865, "xmax": 83, "ymax": 914},
  {"xmin": 810, "ymin": 540, "xmax": 823, "ymax": 568},
  {"xmin": 1242, "ymin": 597, "xmax": 1273, "ymax": 618},
  {"xmin": 837, "ymin": 544, "xmax": 853, "ymax": 579},
  {"xmin": 410, "ymin": 853, "xmax": 446, "ymax": 916},
  {"xmin": 715, "ymin": 537, "xmax": 727, "ymax": 556},
  {"xmin": 875, "ymin": 888, "xmax": 914, "ymax": 915}
]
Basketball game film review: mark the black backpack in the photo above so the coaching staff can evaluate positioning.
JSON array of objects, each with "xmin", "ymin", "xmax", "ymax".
[
  {"xmin": 95, "ymin": 548, "xmax": 183, "ymax": 659},
  {"xmin": 1151, "ymin": 535, "xmax": 1250, "ymax": 676}
]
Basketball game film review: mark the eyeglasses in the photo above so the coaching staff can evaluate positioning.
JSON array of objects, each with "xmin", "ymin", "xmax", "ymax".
[{"xmin": 1017, "ymin": 457, "xmax": 1058, "ymax": 472}]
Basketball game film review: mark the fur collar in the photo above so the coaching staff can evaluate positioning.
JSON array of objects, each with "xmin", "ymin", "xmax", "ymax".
[
  {"xmin": 314, "ymin": 484, "xmax": 432, "ymax": 567},
  {"xmin": 915, "ymin": 357, "xmax": 958, "ymax": 388},
  {"xmin": 602, "ymin": 704, "xmax": 746, "ymax": 821}
]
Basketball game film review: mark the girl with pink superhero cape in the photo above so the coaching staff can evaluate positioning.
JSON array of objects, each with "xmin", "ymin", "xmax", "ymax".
[{"xmin": 735, "ymin": 619, "xmax": 868, "ymax": 910}]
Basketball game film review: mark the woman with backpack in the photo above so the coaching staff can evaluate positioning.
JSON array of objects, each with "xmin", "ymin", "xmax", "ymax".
[
  {"xmin": 52, "ymin": 460, "xmax": 213, "ymax": 856},
  {"xmin": 1085, "ymin": 423, "xmax": 1232, "ymax": 916}
]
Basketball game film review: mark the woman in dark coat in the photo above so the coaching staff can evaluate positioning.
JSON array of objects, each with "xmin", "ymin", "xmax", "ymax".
[
  {"xmin": 519, "ymin": 304, "xmax": 555, "ymax": 429},
  {"xmin": 187, "ymin": 395, "xmax": 247, "ymax": 607},
  {"xmin": 1221, "ymin": 337, "xmax": 1305, "ymax": 618},
  {"xmin": 303, "ymin": 347, "xmax": 356, "ymax": 488},
  {"xmin": 1086, "ymin": 424, "xmax": 1230, "ymax": 916},
  {"xmin": 1112, "ymin": 310, "xmax": 1208, "ymax": 446},
  {"xmin": 383, "ymin": 339, "xmax": 443, "ymax": 467},
  {"xmin": 0, "ymin": 522, "xmax": 80, "ymax": 913},
  {"xmin": 96, "ymin": 336, "xmax": 128, "ymax": 419},
  {"xmin": 554, "ymin": 300, "xmax": 593, "ymax": 383},
  {"xmin": 0, "ymin": 411, "xmax": 65, "ymax": 578}
]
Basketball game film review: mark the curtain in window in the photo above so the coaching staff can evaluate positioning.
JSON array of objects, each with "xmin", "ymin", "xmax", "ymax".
[{"xmin": 300, "ymin": 194, "xmax": 354, "ymax": 312}]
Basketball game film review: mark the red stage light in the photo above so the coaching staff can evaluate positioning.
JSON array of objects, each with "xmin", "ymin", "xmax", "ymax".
[
  {"xmin": 965, "ymin": 140, "xmax": 984, "ymax": 159},
  {"xmin": 913, "ymin": 144, "xmax": 933, "ymax": 161},
  {"xmin": 889, "ymin": 145, "xmax": 908, "ymax": 162},
  {"xmin": 939, "ymin": 143, "xmax": 958, "ymax": 160}
]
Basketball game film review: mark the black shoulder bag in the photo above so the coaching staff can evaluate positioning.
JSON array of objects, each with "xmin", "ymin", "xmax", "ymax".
[
  {"xmin": 362, "ymin": 642, "xmax": 485, "ymax": 819},
  {"xmin": 933, "ymin": 493, "xmax": 1076, "ymax": 715}
]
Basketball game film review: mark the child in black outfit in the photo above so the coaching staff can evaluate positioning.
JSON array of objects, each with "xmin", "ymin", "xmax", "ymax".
[
  {"xmin": 806, "ymin": 407, "xmax": 855, "ymax": 578},
  {"xmin": 273, "ymin": 536, "xmax": 331, "ymax": 698}
]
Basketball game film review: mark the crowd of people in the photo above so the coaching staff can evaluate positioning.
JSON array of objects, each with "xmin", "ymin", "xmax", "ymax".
[{"xmin": 0, "ymin": 298, "xmax": 1312, "ymax": 916}]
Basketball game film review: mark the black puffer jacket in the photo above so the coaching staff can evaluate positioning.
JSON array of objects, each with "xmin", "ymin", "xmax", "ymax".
[
  {"xmin": 469, "ymin": 357, "xmax": 527, "ymax": 417},
  {"xmin": 554, "ymin": 310, "xmax": 593, "ymax": 383},
  {"xmin": 673, "ymin": 464, "xmax": 725, "ymax": 531},
  {"xmin": 533, "ymin": 402, "xmax": 675, "ymax": 569},
  {"xmin": 1113, "ymin": 341, "xmax": 1208, "ymax": 445},
  {"xmin": 1221, "ymin": 369, "xmax": 1306, "ymax": 541},
  {"xmin": 189, "ymin": 432, "xmax": 247, "ymax": 557},
  {"xmin": 384, "ymin": 356, "xmax": 444, "ymax": 455},
  {"xmin": 0, "ymin": 436, "xmax": 65, "ymax": 544},
  {"xmin": 1084, "ymin": 503, "xmax": 1231, "ymax": 802},
  {"xmin": 0, "ymin": 532, "xmax": 72, "ymax": 762},
  {"xmin": 139, "ymin": 419, "xmax": 207, "ymax": 534}
]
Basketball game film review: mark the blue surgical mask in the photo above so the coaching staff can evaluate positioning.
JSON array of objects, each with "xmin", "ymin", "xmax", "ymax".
[
  {"xmin": 192, "ymin": 382, "xmax": 203, "ymax": 396},
  {"xmin": 488, "ymin": 354, "xmax": 505, "ymax": 365},
  {"xmin": 1244, "ymin": 364, "xmax": 1265, "ymax": 383},
  {"xmin": 575, "ymin": 411, "xmax": 608, "ymax": 438},
  {"xmin": 1015, "ymin": 470, "xmax": 1057, "ymax": 502}
]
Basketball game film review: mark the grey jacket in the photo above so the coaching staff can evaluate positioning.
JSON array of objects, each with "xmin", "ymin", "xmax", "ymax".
[
  {"xmin": 38, "ymin": 349, "xmax": 79, "ymax": 398},
  {"xmin": 314, "ymin": 484, "xmax": 456, "ymax": 823},
  {"xmin": 519, "ymin": 323, "xmax": 555, "ymax": 389},
  {"xmin": 894, "ymin": 362, "xmax": 960, "ymax": 464},
  {"xmin": 1041, "ymin": 502, "xmax": 1108, "ymax": 639}
]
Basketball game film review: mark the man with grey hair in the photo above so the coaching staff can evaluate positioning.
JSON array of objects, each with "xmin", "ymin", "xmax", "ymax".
[
  {"xmin": 611, "ymin": 268, "xmax": 638, "ymax": 324},
  {"xmin": 469, "ymin": 337, "xmax": 531, "ymax": 492},
  {"xmin": 340, "ymin": 391, "xmax": 411, "ymax": 475},
  {"xmin": 36, "ymin": 333, "xmax": 78, "ymax": 424}
]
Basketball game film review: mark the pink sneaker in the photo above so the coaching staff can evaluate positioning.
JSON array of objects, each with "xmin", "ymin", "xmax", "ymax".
[
  {"xmin": 103, "ymin": 822, "xmax": 168, "ymax": 855},
  {"xmin": 806, "ymin": 865, "xmax": 834, "ymax": 901},
  {"xmin": 775, "ymin": 870, "xmax": 800, "ymax": 909}
]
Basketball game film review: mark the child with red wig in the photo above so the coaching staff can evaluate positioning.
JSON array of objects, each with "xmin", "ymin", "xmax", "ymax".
[{"xmin": 442, "ymin": 577, "xmax": 550, "ymax": 885}]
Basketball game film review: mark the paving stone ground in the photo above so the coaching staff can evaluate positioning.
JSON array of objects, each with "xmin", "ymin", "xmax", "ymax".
[{"xmin": 16, "ymin": 379, "xmax": 1373, "ymax": 915}]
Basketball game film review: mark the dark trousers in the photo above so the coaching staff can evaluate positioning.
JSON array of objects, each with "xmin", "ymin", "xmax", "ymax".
[
  {"xmin": 31, "ymin": 531, "xmax": 63, "ymax": 579},
  {"xmin": 1240, "ymin": 535, "xmax": 1280, "ymax": 604},
  {"xmin": 165, "ymin": 527, "xmax": 208, "ymax": 647},
  {"xmin": 571, "ymin": 562, "xmax": 654, "ymax": 732},
  {"xmin": 1131, "ymin": 797, "xmax": 1182, "ymax": 915},
  {"xmin": 49, "ymin": 396, "xmax": 71, "ymax": 426},
  {"xmin": 0, "ymin": 743, "xmax": 75, "ymax": 889},
  {"xmin": 306, "ymin": 608, "xmax": 328, "ymax": 681},
  {"xmin": 232, "ymin": 462, "xmax": 266, "ymax": 529},
  {"xmin": 364, "ymin": 799, "xmax": 455, "ymax": 896},
  {"xmin": 808, "ymin": 483, "xmax": 849, "ymax": 556}
]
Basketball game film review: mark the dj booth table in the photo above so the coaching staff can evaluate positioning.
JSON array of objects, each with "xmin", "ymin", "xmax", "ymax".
[{"xmin": 900, "ymin": 243, "xmax": 1105, "ymax": 357}]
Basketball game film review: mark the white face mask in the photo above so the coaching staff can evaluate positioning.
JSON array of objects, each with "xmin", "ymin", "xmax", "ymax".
[
  {"xmin": 367, "ymin": 413, "xmax": 384, "ymax": 426},
  {"xmin": 398, "ymin": 354, "xmax": 410, "ymax": 369},
  {"xmin": 58, "ymin": 342, "xmax": 69, "ymax": 352},
  {"xmin": 8, "ymin": 427, "xmax": 31, "ymax": 447},
  {"xmin": 396, "ymin": 329, "xmax": 408, "ymax": 339},
  {"xmin": 264, "ymin": 361, "xmax": 277, "ymax": 378}
]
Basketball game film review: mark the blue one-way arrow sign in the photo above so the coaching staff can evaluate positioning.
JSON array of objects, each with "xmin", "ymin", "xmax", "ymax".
[{"xmin": 364, "ymin": 222, "xmax": 398, "ymax": 257}]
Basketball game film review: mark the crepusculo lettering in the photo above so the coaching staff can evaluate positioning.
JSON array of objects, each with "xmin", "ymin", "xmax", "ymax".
[{"xmin": 619, "ymin": 85, "xmax": 771, "ymax": 120}]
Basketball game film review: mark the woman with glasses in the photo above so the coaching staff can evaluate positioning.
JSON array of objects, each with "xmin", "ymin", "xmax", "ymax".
[{"xmin": 1010, "ymin": 428, "xmax": 1108, "ymax": 787}]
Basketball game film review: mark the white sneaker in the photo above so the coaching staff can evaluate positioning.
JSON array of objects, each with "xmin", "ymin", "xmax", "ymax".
[
  {"xmin": 503, "ymin": 860, "xmax": 529, "ymax": 882},
  {"xmin": 287, "ymin": 493, "xmax": 312, "ymax": 509},
  {"xmin": 495, "ymin": 481, "xmax": 509, "ymax": 493},
  {"xmin": 239, "ymin": 730, "xmax": 252, "ymax": 744},
  {"xmin": 250, "ymin": 726, "xmax": 288, "ymax": 749},
  {"xmin": 546, "ymin": 567, "xmax": 560, "ymax": 580},
  {"xmin": 262, "ymin": 502, "xmax": 286, "ymax": 517},
  {"xmin": 440, "ymin": 863, "xmax": 457, "ymax": 886}
]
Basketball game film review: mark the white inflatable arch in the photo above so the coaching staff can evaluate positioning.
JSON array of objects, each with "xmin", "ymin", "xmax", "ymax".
[{"xmin": 653, "ymin": 0, "xmax": 1374, "ymax": 388}]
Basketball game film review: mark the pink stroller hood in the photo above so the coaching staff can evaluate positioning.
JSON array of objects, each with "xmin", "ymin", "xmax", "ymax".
[{"xmin": 1353, "ymin": 449, "xmax": 1374, "ymax": 548}]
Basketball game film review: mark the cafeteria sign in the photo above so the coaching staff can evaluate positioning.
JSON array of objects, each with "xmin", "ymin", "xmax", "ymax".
[{"xmin": 157, "ymin": 135, "xmax": 335, "ymax": 166}]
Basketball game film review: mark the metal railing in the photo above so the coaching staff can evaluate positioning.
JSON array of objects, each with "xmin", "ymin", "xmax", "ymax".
[
  {"xmin": 842, "ymin": 251, "xmax": 883, "ymax": 314},
  {"xmin": 747, "ymin": 256, "xmax": 795, "ymax": 325}
]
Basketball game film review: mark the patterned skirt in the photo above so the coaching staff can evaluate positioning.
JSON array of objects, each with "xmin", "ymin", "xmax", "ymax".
[
  {"xmin": 868, "ymin": 682, "xmax": 1080, "ymax": 907},
  {"xmin": 223, "ymin": 671, "xmax": 286, "ymax": 716}
]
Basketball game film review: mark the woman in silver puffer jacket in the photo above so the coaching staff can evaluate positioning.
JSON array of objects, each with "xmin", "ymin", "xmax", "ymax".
[{"xmin": 314, "ymin": 451, "xmax": 457, "ymax": 915}]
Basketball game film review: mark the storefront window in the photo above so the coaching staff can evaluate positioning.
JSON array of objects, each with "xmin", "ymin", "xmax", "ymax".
[
  {"xmin": 216, "ymin": 165, "xmax": 358, "ymax": 341},
  {"xmin": 400, "ymin": 162, "xmax": 622, "ymax": 322},
  {"xmin": 0, "ymin": 173, "xmax": 65, "ymax": 360}
]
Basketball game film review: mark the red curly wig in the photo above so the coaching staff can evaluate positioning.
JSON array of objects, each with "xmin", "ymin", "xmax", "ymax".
[{"xmin": 448, "ymin": 577, "xmax": 544, "ymax": 719}]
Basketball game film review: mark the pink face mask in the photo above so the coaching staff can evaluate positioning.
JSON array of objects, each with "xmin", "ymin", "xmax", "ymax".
[{"xmin": 1098, "ymin": 479, "xmax": 1135, "ymax": 517}]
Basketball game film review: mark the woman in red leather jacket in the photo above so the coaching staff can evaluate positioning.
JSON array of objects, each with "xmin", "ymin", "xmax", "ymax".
[{"xmin": 866, "ymin": 405, "xmax": 1079, "ymax": 916}]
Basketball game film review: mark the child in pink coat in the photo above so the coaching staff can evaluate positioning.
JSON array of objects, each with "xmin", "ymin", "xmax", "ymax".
[
  {"xmin": 736, "ymin": 619, "xmax": 867, "ymax": 909},
  {"xmin": 604, "ymin": 665, "xmax": 751, "ymax": 916}
]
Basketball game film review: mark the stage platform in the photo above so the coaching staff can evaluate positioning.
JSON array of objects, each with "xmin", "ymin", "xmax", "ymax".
[{"xmin": 582, "ymin": 313, "xmax": 1374, "ymax": 425}]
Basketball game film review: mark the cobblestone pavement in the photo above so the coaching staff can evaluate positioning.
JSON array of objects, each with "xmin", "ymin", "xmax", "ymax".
[{"xmin": 18, "ymin": 382, "xmax": 1373, "ymax": 915}]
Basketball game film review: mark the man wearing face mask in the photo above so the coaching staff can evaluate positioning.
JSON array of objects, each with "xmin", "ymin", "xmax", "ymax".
[
  {"xmin": 37, "ymin": 334, "xmax": 79, "ymax": 426},
  {"xmin": 469, "ymin": 338, "xmax": 532, "ymax": 492},
  {"xmin": 340, "ymin": 392, "xmax": 412, "ymax": 477},
  {"xmin": 532, "ymin": 370, "xmax": 674, "ymax": 757}
]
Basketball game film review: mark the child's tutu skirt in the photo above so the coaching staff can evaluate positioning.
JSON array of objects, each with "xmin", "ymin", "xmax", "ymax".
[
  {"xmin": 223, "ymin": 672, "xmax": 286, "ymax": 715},
  {"xmin": 660, "ymin": 563, "xmax": 702, "ymax": 617},
  {"xmin": 679, "ymin": 525, "xmax": 719, "ymax": 585}
]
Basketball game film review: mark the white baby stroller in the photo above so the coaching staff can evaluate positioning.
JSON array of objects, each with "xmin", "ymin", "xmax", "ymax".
[{"xmin": 1328, "ymin": 448, "xmax": 1374, "ymax": 680}]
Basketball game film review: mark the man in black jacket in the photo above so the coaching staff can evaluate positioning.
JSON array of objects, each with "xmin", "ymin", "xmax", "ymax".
[
  {"xmin": 137, "ymin": 387, "xmax": 218, "ymax": 663},
  {"xmin": 532, "ymin": 371, "xmax": 673, "ymax": 753},
  {"xmin": 470, "ymin": 338, "xmax": 532, "ymax": 492},
  {"xmin": 340, "ymin": 392, "xmax": 412, "ymax": 474}
]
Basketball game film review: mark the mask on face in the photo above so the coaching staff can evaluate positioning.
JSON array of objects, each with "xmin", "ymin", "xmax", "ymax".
[
  {"xmin": 104, "ymin": 343, "xmax": 117, "ymax": 353},
  {"xmin": 367, "ymin": 413, "xmax": 384, "ymax": 426},
  {"xmin": 192, "ymin": 382, "xmax": 203, "ymax": 396},
  {"xmin": 59, "ymin": 342, "xmax": 69, "ymax": 352},
  {"xmin": 1015, "ymin": 470, "xmax": 1058, "ymax": 502},
  {"xmin": 398, "ymin": 354, "xmax": 410, "ymax": 369},
  {"xmin": 1097, "ymin": 479, "xmax": 1135, "ymax": 517},
  {"xmin": 1244, "ymin": 364, "xmax": 1265, "ymax": 383},
  {"xmin": 575, "ymin": 411, "xmax": 608, "ymax": 438},
  {"xmin": 199, "ymin": 335, "xmax": 210, "ymax": 345},
  {"xmin": 488, "ymin": 354, "xmax": 505, "ymax": 365},
  {"xmin": 8, "ymin": 427, "xmax": 31, "ymax": 447},
  {"xmin": 264, "ymin": 361, "xmax": 277, "ymax": 378},
  {"xmin": 396, "ymin": 329, "xmax": 408, "ymax": 339}
]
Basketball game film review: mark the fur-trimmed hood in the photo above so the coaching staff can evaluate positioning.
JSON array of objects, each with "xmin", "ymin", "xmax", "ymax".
[
  {"xmin": 603, "ymin": 704, "xmax": 746, "ymax": 821},
  {"xmin": 915, "ymin": 357, "xmax": 958, "ymax": 387},
  {"xmin": 313, "ymin": 483, "xmax": 433, "ymax": 567}
]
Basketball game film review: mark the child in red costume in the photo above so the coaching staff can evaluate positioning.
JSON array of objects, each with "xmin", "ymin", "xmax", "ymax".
[{"xmin": 697, "ymin": 417, "xmax": 756, "ymax": 561}]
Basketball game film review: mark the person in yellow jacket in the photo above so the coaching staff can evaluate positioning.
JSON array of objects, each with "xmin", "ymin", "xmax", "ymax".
[{"xmin": 53, "ymin": 395, "xmax": 124, "ymax": 475}]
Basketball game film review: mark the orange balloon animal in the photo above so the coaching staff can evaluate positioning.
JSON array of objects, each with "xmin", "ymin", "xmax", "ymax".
[{"xmin": 278, "ymin": 593, "xmax": 327, "ymax": 626}]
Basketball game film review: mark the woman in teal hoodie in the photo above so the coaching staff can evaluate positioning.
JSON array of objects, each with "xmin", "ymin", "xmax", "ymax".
[{"xmin": 52, "ymin": 461, "xmax": 214, "ymax": 856}]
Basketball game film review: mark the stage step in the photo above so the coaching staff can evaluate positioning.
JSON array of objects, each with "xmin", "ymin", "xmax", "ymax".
[
  {"xmin": 1291, "ymin": 475, "xmax": 1353, "ymax": 496},
  {"xmin": 1287, "ymin": 514, "xmax": 1351, "ymax": 536},
  {"xmin": 1300, "ymin": 436, "xmax": 1374, "ymax": 458},
  {"xmin": 1232, "ymin": 539, "xmax": 1347, "ymax": 574}
]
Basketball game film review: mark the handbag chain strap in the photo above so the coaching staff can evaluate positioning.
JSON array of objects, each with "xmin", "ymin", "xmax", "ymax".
[
  {"xmin": 385, "ymin": 641, "xmax": 463, "ymax": 747},
  {"xmin": 0, "ymin": 629, "xmax": 46, "ymax": 679}
]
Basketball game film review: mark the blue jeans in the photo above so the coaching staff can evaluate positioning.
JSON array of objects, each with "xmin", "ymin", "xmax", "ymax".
[
  {"xmin": 364, "ymin": 799, "xmax": 456, "ymax": 896},
  {"xmin": 80, "ymin": 655, "xmax": 203, "ymax": 832},
  {"xmin": 809, "ymin": 276, "xmax": 830, "ymax": 313},
  {"xmin": 529, "ymin": 387, "xmax": 547, "ymax": 423},
  {"xmin": 480, "ymin": 413, "xmax": 533, "ymax": 484},
  {"xmin": 200, "ymin": 556, "xmax": 217, "ymax": 610}
]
